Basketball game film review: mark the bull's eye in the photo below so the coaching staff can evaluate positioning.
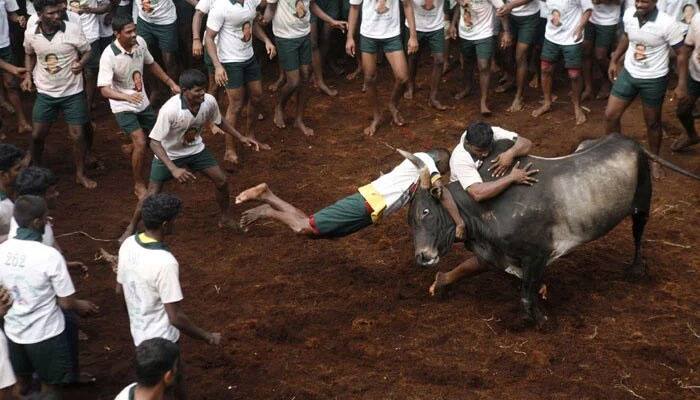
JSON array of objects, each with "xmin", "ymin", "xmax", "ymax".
[{"xmin": 422, "ymin": 208, "xmax": 430, "ymax": 217}]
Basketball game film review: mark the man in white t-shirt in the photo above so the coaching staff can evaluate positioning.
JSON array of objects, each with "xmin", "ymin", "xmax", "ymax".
[
  {"xmin": 531, "ymin": 0, "xmax": 593, "ymax": 125},
  {"xmin": 114, "ymin": 338, "xmax": 179, "ymax": 400},
  {"xmin": 449, "ymin": 0, "xmax": 512, "ymax": 115},
  {"xmin": 605, "ymin": 0, "xmax": 686, "ymax": 178},
  {"xmin": 119, "ymin": 69, "xmax": 266, "ymax": 241},
  {"xmin": 671, "ymin": 12, "xmax": 700, "ymax": 151},
  {"xmin": 204, "ymin": 0, "xmax": 275, "ymax": 164},
  {"xmin": 0, "ymin": 0, "xmax": 30, "ymax": 135},
  {"xmin": 581, "ymin": 0, "xmax": 621, "ymax": 101},
  {"xmin": 345, "ymin": 0, "xmax": 419, "ymax": 136},
  {"xmin": 0, "ymin": 285, "xmax": 16, "ymax": 398},
  {"xmin": 133, "ymin": 0, "xmax": 178, "ymax": 85},
  {"xmin": 22, "ymin": 0, "xmax": 97, "ymax": 190},
  {"xmin": 98, "ymin": 15, "xmax": 180, "ymax": 199},
  {"xmin": 236, "ymin": 148, "xmax": 466, "ymax": 239},
  {"xmin": 0, "ymin": 195, "xmax": 98, "ymax": 399},
  {"xmin": 404, "ymin": 0, "xmax": 450, "ymax": 110},
  {"xmin": 264, "ymin": 0, "xmax": 346, "ymax": 136},
  {"xmin": 117, "ymin": 194, "xmax": 221, "ymax": 398},
  {"xmin": 430, "ymin": 122, "xmax": 540, "ymax": 296}
]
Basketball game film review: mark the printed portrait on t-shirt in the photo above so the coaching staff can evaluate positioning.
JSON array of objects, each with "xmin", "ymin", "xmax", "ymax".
[
  {"xmin": 634, "ymin": 43, "xmax": 646, "ymax": 61},
  {"xmin": 422, "ymin": 0, "xmax": 435, "ymax": 11},
  {"xmin": 44, "ymin": 53, "xmax": 61, "ymax": 74},
  {"xmin": 293, "ymin": 0, "xmax": 307, "ymax": 18},
  {"xmin": 682, "ymin": 4, "xmax": 695, "ymax": 24},
  {"xmin": 69, "ymin": 0, "xmax": 81, "ymax": 12},
  {"xmin": 132, "ymin": 70, "xmax": 143, "ymax": 92},
  {"xmin": 182, "ymin": 126, "xmax": 201, "ymax": 145},
  {"xmin": 142, "ymin": 0, "xmax": 155, "ymax": 13},
  {"xmin": 242, "ymin": 21, "xmax": 252, "ymax": 42},
  {"xmin": 376, "ymin": 0, "xmax": 390, "ymax": 14},
  {"xmin": 550, "ymin": 9, "xmax": 561, "ymax": 26},
  {"xmin": 462, "ymin": 2, "xmax": 473, "ymax": 27}
]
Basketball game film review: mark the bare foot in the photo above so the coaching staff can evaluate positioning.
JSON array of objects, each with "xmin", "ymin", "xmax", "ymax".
[
  {"xmin": 531, "ymin": 102, "xmax": 552, "ymax": 118},
  {"xmin": 235, "ymin": 182, "xmax": 269, "ymax": 204},
  {"xmin": 294, "ymin": 119, "xmax": 314, "ymax": 136},
  {"xmin": 121, "ymin": 143, "xmax": 134, "ymax": 156},
  {"xmin": 363, "ymin": 117, "xmax": 381, "ymax": 136},
  {"xmin": 480, "ymin": 102, "xmax": 492, "ymax": 116},
  {"xmin": 495, "ymin": 80, "xmax": 514, "ymax": 94},
  {"xmin": 429, "ymin": 271, "xmax": 449, "ymax": 297},
  {"xmin": 651, "ymin": 161, "xmax": 665, "ymax": 180},
  {"xmin": 268, "ymin": 76, "xmax": 284, "ymax": 92},
  {"xmin": 389, "ymin": 106, "xmax": 405, "ymax": 126},
  {"xmin": 346, "ymin": 67, "xmax": 362, "ymax": 81},
  {"xmin": 538, "ymin": 284, "xmax": 548, "ymax": 300},
  {"xmin": 134, "ymin": 183, "xmax": 147, "ymax": 200},
  {"xmin": 76, "ymin": 175, "xmax": 97, "ymax": 189},
  {"xmin": 581, "ymin": 88, "xmax": 592, "ymax": 102},
  {"xmin": 454, "ymin": 87, "xmax": 471, "ymax": 100},
  {"xmin": 507, "ymin": 96, "xmax": 524, "ymax": 112},
  {"xmin": 671, "ymin": 135, "xmax": 700, "ymax": 151},
  {"xmin": 429, "ymin": 97, "xmax": 447, "ymax": 111},
  {"xmin": 529, "ymin": 75, "xmax": 539, "ymax": 89},
  {"xmin": 404, "ymin": 85, "xmax": 414, "ymax": 100},
  {"xmin": 574, "ymin": 107, "xmax": 587, "ymax": 125},
  {"xmin": 317, "ymin": 81, "xmax": 338, "ymax": 97},
  {"xmin": 273, "ymin": 106, "xmax": 286, "ymax": 129},
  {"xmin": 17, "ymin": 121, "xmax": 32, "ymax": 134},
  {"xmin": 240, "ymin": 204, "xmax": 272, "ymax": 231},
  {"xmin": 0, "ymin": 100, "xmax": 13, "ymax": 114}
]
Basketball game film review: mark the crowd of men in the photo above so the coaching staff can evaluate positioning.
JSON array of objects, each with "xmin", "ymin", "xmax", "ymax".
[{"xmin": 0, "ymin": 0, "xmax": 697, "ymax": 396}]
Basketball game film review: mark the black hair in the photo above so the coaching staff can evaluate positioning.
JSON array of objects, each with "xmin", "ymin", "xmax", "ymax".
[
  {"xmin": 15, "ymin": 167, "xmax": 57, "ymax": 196},
  {"xmin": 34, "ymin": 0, "xmax": 62, "ymax": 13},
  {"xmin": 141, "ymin": 193, "xmax": 182, "ymax": 230},
  {"xmin": 426, "ymin": 148, "xmax": 451, "ymax": 175},
  {"xmin": 13, "ymin": 195, "xmax": 46, "ymax": 228},
  {"xmin": 464, "ymin": 122, "xmax": 494, "ymax": 149},
  {"xmin": 135, "ymin": 338, "xmax": 180, "ymax": 387},
  {"xmin": 0, "ymin": 144, "xmax": 24, "ymax": 173},
  {"xmin": 178, "ymin": 69, "xmax": 207, "ymax": 91},
  {"xmin": 112, "ymin": 15, "xmax": 135, "ymax": 33}
]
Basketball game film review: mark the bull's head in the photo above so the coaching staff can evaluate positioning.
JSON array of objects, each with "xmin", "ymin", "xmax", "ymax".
[{"xmin": 397, "ymin": 149, "xmax": 457, "ymax": 267}]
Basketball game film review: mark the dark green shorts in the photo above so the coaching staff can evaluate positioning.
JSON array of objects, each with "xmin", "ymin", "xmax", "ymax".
[
  {"xmin": 7, "ymin": 331, "xmax": 72, "ymax": 385},
  {"xmin": 405, "ymin": 28, "xmax": 445, "ymax": 54},
  {"xmin": 611, "ymin": 68, "xmax": 668, "ymax": 107},
  {"xmin": 222, "ymin": 56, "xmax": 261, "ymax": 89},
  {"xmin": 116, "ymin": 3, "xmax": 133, "ymax": 19},
  {"xmin": 541, "ymin": 38, "xmax": 582, "ymax": 68},
  {"xmin": 459, "ymin": 36, "xmax": 494, "ymax": 61},
  {"xmin": 99, "ymin": 36, "xmax": 113, "ymax": 51},
  {"xmin": 360, "ymin": 34, "xmax": 403, "ymax": 54},
  {"xmin": 535, "ymin": 17, "xmax": 546, "ymax": 46},
  {"xmin": 310, "ymin": 192, "xmax": 372, "ymax": 238},
  {"xmin": 204, "ymin": 51, "xmax": 214, "ymax": 73},
  {"xmin": 688, "ymin": 77, "xmax": 700, "ymax": 98},
  {"xmin": 509, "ymin": 12, "xmax": 540, "ymax": 45},
  {"xmin": 86, "ymin": 40, "xmax": 101, "ymax": 70},
  {"xmin": 276, "ymin": 35, "xmax": 312, "ymax": 71},
  {"xmin": 32, "ymin": 92, "xmax": 89, "ymax": 125},
  {"xmin": 316, "ymin": 0, "xmax": 340, "ymax": 19},
  {"xmin": 0, "ymin": 45, "xmax": 15, "ymax": 65},
  {"xmin": 137, "ymin": 18, "xmax": 179, "ymax": 53},
  {"xmin": 584, "ymin": 22, "xmax": 617, "ymax": 51},
  {"xmin": 114, "ymin": 106, "xmax": 157, "ymax": 135},
  {"xmin": 150, "ymin": 147, "xmax": 218, "ymax": 182}
]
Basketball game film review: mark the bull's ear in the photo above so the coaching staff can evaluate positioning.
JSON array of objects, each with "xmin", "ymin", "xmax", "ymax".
[{"xmin": 429, "ymin": 186, "xmax": 442, "ymax": 199}]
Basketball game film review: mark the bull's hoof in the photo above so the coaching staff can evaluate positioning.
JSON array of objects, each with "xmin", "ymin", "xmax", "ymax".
[{"xmin": 625, "ymin": 261, "xmax": 648, "ymax": 282}]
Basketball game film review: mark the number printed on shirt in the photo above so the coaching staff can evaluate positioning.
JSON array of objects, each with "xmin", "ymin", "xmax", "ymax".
[{"xmin": 4, "ymin": 252, "xmax": 26, "ymax": 268}]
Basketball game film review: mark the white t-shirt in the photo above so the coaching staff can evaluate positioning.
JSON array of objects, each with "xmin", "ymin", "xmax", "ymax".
[
  {"xmin": 69, "ymin": 0, "xmax": 101, "ymax": 42},
  {"xmin": 98, "ymin": 9, "xmax": 114, "ymax": 38},
  {"xmin": 97, "ymin": 36, "xmax": 154, "ymax": 114},
  {"xmin": 659, "ymin": 0, "xmax": 697, "ymax": 29},
  {"xmin": 206, "ymin": 0, "xmax": 259, "ymax": 62},
  {"xmin": 9, "ymin": 217, "xmax": 55, "ymax": 247},
  {"xmin": 269, "ymin": 0, "xmax": 311, "ymax": 39},
  {"xmin": 590, "ymin": 1, "xmax": 621, "ymax": 26},
  {"xmin": 195, "ymin": 0, "xmax": 214, "ymax": 13},
  {"xmin": 114, "ymin": 383, "xmax": 137, "ymax": 400},
  {"xmin": 450, "ymin": 127, "xmax": 519, "ymax": 190},
  {"xmin": 685, "ymin": 13, "xmax": 700, "ymax": 81},
  {"xmin": 623, "ymin": 7, "xmax": 684, "ymax": 79},
  {"xmin": 544, "ymin": 0, "xmax": 593, "ymax": 45},
  {"xmin": 349, "ymin": 0, "xmax": 403, "ymax": 39},
  {"xmin": 0, "ymin": 330, "xmax": 15, "ymax": 389},
  {"xmin": 135, "ymin": 0, "xmax": 177, "ymax": 24},
  {"xmin": 458, "ymin": 0, "xmax": 504, "ymax": 41},
  {"xmin": 149, "ymin": 93, "xmax": 222, "ymax": 160},
  {"xmin": 364, "ymin": 152, "xmax": 440, "ymax": 217},
  {"xmin": 407, "ymin": 0, "xmax": 445, "ymax": 32},
  {"xmin": 23, "ymin": 20, "xmax": 91, "ymax": 98},
  {"xmin": 0, "ymin": 237, "xmax": 75, "ymax": 344},
  {"xmin": 506, "ymin": 0, "xmax": 540, "ymax": 17},
  {"xmin": 0, "ymin": 0, "xmax": 19, "ymax": 49},
  {"xmin": 117, "ymin": 234, "xmax": 183, "ymax": 346}
]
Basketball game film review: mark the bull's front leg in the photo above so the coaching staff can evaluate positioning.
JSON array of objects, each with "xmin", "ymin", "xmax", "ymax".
[{"xmin": 520, "ymin": 255, "xmax": 549, "ymax": 328}]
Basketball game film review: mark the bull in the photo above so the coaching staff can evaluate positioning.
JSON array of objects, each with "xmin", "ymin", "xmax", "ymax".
[{"xmin": 405, "ymin": 133, "xmax": 700, "ymax": 326}]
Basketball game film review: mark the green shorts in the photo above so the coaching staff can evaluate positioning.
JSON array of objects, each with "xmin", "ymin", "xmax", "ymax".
[
  {"xmin": 99, "ymin": 36, "xmax": 113, "ymax": 51},
  {"xmin": 310, "ymin": 192, "xmax": 372, "ymax": 238},
  {"xmin": 541, "ymin": 38, "xmax": 582, "ymax": 69},
  {"xmin": 204, "ymin": 51, "xmax": 214, "ymax": 74},
  {"xmin": 509, "ymin": 13, "xmax": 539, "ymax": 45},
  {"xmin": 32, "ymin": 92, "xmax": 89, "ymax": 125},
  {"xmin": 459, "ymin": 36, "xmax": 494, "ymax": 61},
  {"xmin": 137, "ymin": 18, "xmax": 179, "ymax": 53},
  {"xmin": 116, "ymin": 3, "xmax": 133, "ymax": 19},
  {"xmin": 7, "ymin": 331, "xmax": 72, "ymax": 385},
  {"xmin": 114, "ymin": 106, "xmax": 157, "ymax": 135},
  {"xmin": 611, "ymin": 68, "xmax": 668, "ymax": 107},
  {"xmin": 360, "ymin": 34, "xmax": 403, "ymax": 54},
  {"xmin": 405, "ymin": 28, "xmax": 445, "ymax": 54},
  {"xmin": 312, "ymin": 0, "xmax": 340, "ymax": 22},
  {"xmin": 222, "ymin": 56, "xmax": 261, "ymax": 89},
  {"xmin": 688, "ymin": 77, "xmax": 700, "ymax": 98},
  {"xmin": 0, "ymin": 45, "xmax": 15, "ymax": 65},
  {"xmin": 276, "ymin": 35, "xmax": 312, "ymax": 71},
  {"xmin": 584, "ymin": 22, "xmax": 617, "ymax": 51},
  {"xmin": 86, "ymin": 40, "xmax": 101, "ymax": 70},
  {"xmin": 150, "ymin": 148, "xmax": 218, "ymax": 182},
  {"xmin": 535, "ymin": 17, "xmax": 546, "ymax": 46}
]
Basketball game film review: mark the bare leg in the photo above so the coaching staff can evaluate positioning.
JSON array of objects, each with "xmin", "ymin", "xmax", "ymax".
[
  {"xmin": 311, "ymin": 22, "xmax": 338, "ymax": 96},
  {"xmin": 224, "ymin": 87, "xmax": 245, "ymax": 165},
  {"xmin": 454, "ymin": 53, "xmax": 473, "ymax": 100},
  {"xmin": 294, "ymin": 65, "xmax": 314, "ymax": 136},
  {"xmin": 129, "ymin": 129, "xmax": 149, "ymax": 199},
  {"xmin": 571, "ymin": 72, "xmax": 587, "ymax": 125},
  {"xmin": 594, "ymin": 47, "xmax": 611, "ymax": 99},
  {"xmin": 68, "ymin": 124, "xmax": 97, "ymax": 189},
  {"xmin": 405, "ymin": 50, "xmax": 418, "ymax": 100},
  {"xmin": 84, "ymin": 67, "xmax": 98, "ymax": 111},
  {"xmin": 385, "ymin": 50, "xmax": 409, "ymax": 126},
  {"xmin": 429, "ymin": 256, "xmax": 488, "ymax": 296},
  {"xmin": 275, "ymin": 68, "xmax": 301, "ymax": 129},
  {"xmin": 604, "ymin": 94, "xmax": 631, "ymax": 134},
  {"xmin": 361, "ymin": 52, "xmax": 382, "ymax": 135},
  {"xmin": 246, "ymin": 80, "xmax": 264, "ymax": 141},
  {"xmin": 673, "ymin": 94, "xmax": 700, "ymax": 151},
  {"xmin": 581, "ymin": 39, "xmax": 594, "ymax": 101},
  {"xmin": 235, "ymin": 183, "xmax": 313, "ymax": 234},
  {"xmin": 642, "ymin": 102, "xmax": 665, "ymax": 179},
  {"xmin": 2, "ymin": 72, "xmax": 30, "ymax": 133},
  {"xmin": 200, "ymin": 165, "xmax": 236, "ymax": 227},
  {"xmin": 29, "ymin": 122, "xmax": 50, "ymax": 166},
  {"xmin": 477, "ymin": 57, "xmax": 492, "ymax": 116},
  {"xmin": 507, "ymin": 42, "xmax": 529, "ymax": 112},
  {"xmin": 429, "ymin": 52, "xmax": 447, "ymax": 110},
  {"xmin": 531, "ymin": 63, "xmax": 553, "ymax": 117},
  {"xmin": 268, "ymin": 68, "xmax": 286, "ymax": 92}
]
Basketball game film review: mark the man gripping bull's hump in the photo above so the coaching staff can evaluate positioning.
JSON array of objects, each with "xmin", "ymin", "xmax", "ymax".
[{"xmin": 235, "ymin": 149, "xmax": 465, "ymax": 239}]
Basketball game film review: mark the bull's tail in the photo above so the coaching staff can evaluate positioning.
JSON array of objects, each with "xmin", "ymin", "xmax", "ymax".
[{"xmin": 642, "ymin": 148, "xmax": 700, "ymax": 180}]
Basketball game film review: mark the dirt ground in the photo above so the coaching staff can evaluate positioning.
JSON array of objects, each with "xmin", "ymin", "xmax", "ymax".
[{"xmin": 7, "ymin": 52, "xmax": 699, "ymax": 399}]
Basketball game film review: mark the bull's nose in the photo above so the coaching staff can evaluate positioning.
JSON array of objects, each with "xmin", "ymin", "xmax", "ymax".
[{"xmin": 415, "ymin": 251, "xmax": 439, "ymax": 267}]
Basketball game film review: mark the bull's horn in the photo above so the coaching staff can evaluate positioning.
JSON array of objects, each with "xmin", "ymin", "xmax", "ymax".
[
  {"xmin": 418, "ymin": 165, "xmax": 430, "ymax": 189},
  {"xmin": 397, "ymin": 149, "xmax": 431, "ymax": 189}
]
